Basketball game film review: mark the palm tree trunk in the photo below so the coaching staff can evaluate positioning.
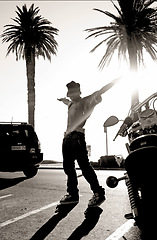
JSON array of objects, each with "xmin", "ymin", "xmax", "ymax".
[
  {"xmin": 127, "ymin": 37, "xmax": 139, "ymax": 109},
  {"xmin": 25, "ymin": 47, "xmax": 35, "ymax": 128}
]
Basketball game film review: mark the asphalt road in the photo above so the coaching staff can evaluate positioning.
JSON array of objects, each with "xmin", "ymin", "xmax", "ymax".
[{"xmin": 0, "ymin": 169, "xmax": 143, "ymax": 240}]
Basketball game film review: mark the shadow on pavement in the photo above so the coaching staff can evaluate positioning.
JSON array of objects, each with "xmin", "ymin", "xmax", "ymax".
[
  {"xmin": 29, "ymin": 203, "xmax": 78, "ymax": 240},
  {"xmin": 67, "ymin": 206, "xmax": 103, "ymax": 240},
  {"xmin": 0, "ymin": 177, "xmax": 26, "ymax": 190},
  {"xmin": 30, "ymin": 204, "xmax": 103, "ymax": 240}
]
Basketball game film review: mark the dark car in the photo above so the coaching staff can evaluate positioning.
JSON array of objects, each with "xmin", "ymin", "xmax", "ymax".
[{"xmin": 0, "ymin": 122, "xmax": 43, "ymax": 178}]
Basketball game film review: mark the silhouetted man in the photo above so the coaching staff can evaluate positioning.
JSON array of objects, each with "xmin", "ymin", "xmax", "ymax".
[{"xmin": 58, "ymin": 78, "xmax": 119, "ymax": 207}]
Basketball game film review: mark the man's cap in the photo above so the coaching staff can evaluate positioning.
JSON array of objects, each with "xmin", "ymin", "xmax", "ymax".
[{"xmin": 66, "ymin": 81, "xmax": 81, "ymax": 96}]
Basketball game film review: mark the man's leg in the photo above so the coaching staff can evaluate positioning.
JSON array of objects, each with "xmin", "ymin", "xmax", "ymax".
[
  {"xmin": 60, "ymin": 136, "xmax": 79, "ymax": 204},
  {"xmin": 76, "ymin": 133, "xmax": 105, "ymax": 206}
]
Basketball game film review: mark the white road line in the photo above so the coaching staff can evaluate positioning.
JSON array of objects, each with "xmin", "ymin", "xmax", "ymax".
[
  {"xmin": 105, "ymin": 219, "xmax": 134, "ymax": 240},
  {"xmin": 0, "ymin": 201, "xmax": 59, "ymax": 228},
  {"xmin": 0, "ymin": 194, "xmax": 13, "ymax": 200}
]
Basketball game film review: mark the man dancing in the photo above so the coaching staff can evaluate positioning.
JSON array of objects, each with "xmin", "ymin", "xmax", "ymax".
[{"xmin": 58, "ymin": 78, "xmax": 119, "ymax": 207}]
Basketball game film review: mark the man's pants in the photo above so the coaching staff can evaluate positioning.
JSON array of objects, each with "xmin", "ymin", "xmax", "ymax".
[{"xmin": 62, "ymin": 131, "xmax": 101, "ymax": 196}]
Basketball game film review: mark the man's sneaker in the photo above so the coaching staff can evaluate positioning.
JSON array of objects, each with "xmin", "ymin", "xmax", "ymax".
[
  {"xmin": 88, "ymin": 192, "xmax": 105, "ymax": 207},
  {"xmin": 60, "ymin": 194, "xmax": 79, "ymax": 204}
]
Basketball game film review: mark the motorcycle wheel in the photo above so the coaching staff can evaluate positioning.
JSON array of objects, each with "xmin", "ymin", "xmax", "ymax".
[{"xmin": 125, "ymin": 147, "xmax": 157, "ymax": 238}]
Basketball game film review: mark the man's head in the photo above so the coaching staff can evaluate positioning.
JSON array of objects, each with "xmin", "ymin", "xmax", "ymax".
[{"xmin": 66, "ymin": 81, "xmax": 81, "ymax": 101}]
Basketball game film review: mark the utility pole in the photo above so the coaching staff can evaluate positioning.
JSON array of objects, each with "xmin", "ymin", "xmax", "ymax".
[
  {"xmin": 103, "ymin": 126, "xmax": 108, "ymax": 155},
  {"xmin": 103, "ymin": 116, "xmax": 119, "ymax": 156}
]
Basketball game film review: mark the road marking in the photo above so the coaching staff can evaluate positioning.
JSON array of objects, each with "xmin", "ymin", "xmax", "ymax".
[
  {"xmin": 0, "ymin": 201, "xmax": 59, "ymax": 228},
  {"xmin": 105, "ymin": 219, "xmax": 134, "ymax": 240},
  {"xmin": 0, "ymin": 194, "xmax": 13, "ymax": 200}
]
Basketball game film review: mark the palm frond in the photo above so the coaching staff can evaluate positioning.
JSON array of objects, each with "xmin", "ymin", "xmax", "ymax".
[
  {"xmin": 143, "ymin": 0, "xmax": 156, "ymax": 9},
  {"xmin": 99, "ymin": 36, "xmax": 121, "ymax": 69},
  {"xmin": 94, "ymin": 8, "xmax": 122, "ymax": 24},
  {"xmin": 110, "ymin": 0, "xmax": 122, "ymax": 17}
]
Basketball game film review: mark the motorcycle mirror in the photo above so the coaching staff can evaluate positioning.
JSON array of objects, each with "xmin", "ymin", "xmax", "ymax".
[{"xmin": 104, "ymin": 116, "xmax": 119, "ymax": 128}]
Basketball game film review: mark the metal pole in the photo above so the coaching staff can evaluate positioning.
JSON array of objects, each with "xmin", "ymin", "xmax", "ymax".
[{"xmin": 106, "ymin": 128, "xmax": 108, "ymax": 155}]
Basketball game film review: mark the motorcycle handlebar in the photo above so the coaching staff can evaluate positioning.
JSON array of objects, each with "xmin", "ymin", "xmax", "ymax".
[
  {"xmin": 113, "ymin": 92, "xmax": 157, "ymax": 141},
  {"xmin": 113, "ymin": 117, "xmax": 133, "ymax": 141}
]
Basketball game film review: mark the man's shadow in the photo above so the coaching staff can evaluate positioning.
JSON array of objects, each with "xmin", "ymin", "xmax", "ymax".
[
  {"xmin": 30, "ymin": 204, "xmax": 103, "ymax": 240},
  {"xmin": 67, "ymin": 206, "xmax": 103, "ymax": 240},
  {"xmin": 29, "ymin": 203, "xmax": 78, "ymax": 240}
]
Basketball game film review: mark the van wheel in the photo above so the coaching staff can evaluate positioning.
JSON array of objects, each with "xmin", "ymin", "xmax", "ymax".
[{"xmin": 23, "ymin": 167, "xmax": 38, "ymax": 178}]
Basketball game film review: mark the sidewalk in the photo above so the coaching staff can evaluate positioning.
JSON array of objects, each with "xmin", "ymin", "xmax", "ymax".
[
  {"xmin": 39, "ymin": 162, "xmax": 123, "ymax": 170},
  {"xmin": 39, "ymin": 161, "xmax": 84, "ymax": 170},
  {"xmin": 39, "ymin": 162, "xmax": 63, "ymax": 169}
]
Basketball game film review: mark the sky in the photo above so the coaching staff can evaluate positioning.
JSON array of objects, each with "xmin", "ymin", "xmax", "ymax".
[{"xmin": 0, "ymin": 1, "xmax": 157, "ymax": 162}]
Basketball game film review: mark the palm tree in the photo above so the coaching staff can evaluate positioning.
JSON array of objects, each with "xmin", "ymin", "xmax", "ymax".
[
  {"xmin": 85, "ymin": 0, "xmax": 157, "ymax": 110},
  {"xmin": 1, "ymin": 4, "xmax": 59, "ymax": 127}
]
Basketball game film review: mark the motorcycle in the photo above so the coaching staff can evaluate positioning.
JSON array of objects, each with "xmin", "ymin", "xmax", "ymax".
[{"xmin": 106, "ymin": 92, "xmax": 157, "ymax": 237}]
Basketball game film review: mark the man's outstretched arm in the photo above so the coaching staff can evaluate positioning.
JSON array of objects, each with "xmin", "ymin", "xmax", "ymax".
[{"xmin": 97, "ymin": 77, "xmax": 121, "ymax": 96}]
